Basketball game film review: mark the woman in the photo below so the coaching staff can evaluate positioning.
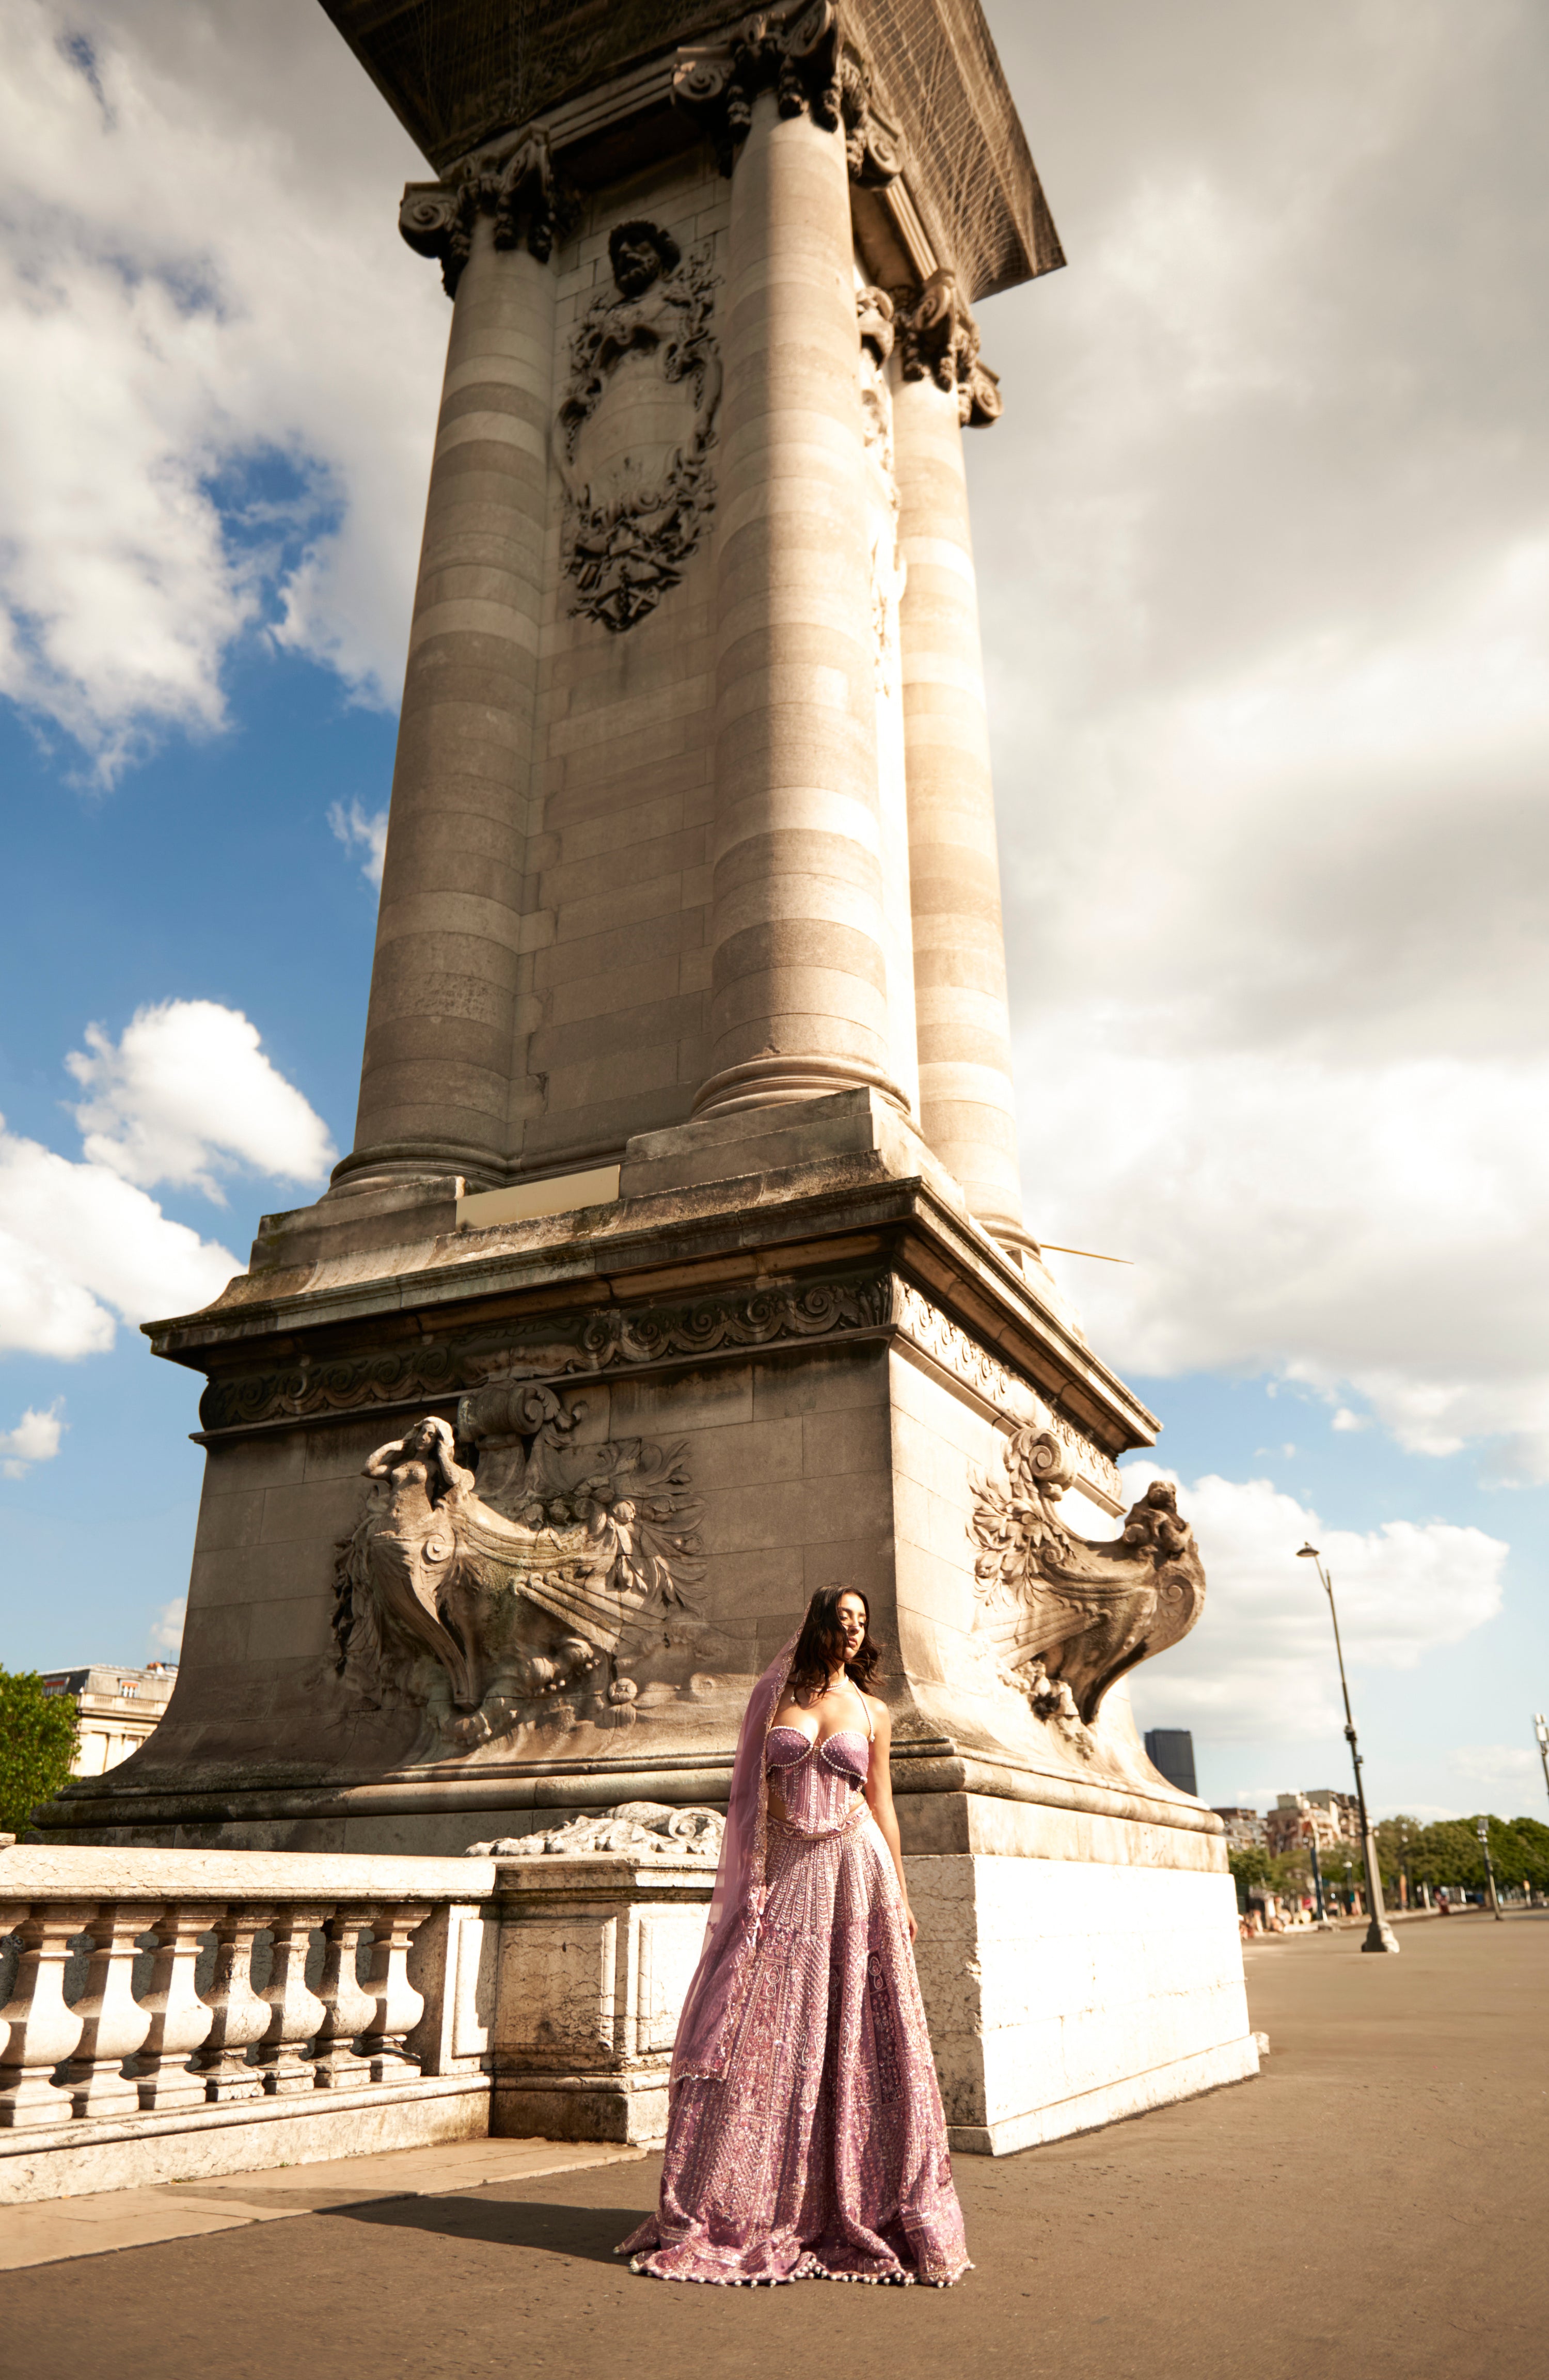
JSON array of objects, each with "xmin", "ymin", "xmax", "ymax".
[{"xmin": 619, "ymin": 1585, "xmax": 970, "ymax": 2287}]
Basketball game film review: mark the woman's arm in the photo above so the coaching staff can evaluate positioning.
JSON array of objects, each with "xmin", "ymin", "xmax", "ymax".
[{"xmin": 862, "ymin": 1701, "xmax": 917, "ymax": 1943}]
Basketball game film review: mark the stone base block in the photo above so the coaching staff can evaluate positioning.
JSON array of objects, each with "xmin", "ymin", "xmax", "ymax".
[
  {"xmin": 0, "ymin": 2073, "xmax": 488, "ymax": 2205},
  {"xmin": 493, "ymin": 2066, "xmax": 671, "ymax": 2148},
  {"xmin": 908, "ymin": 1847, "xmax": 1258, "ymax": 2155},
  {"xmin": 945, "ymin": 2035, "xmax": 1261, "ymax": 2156}
]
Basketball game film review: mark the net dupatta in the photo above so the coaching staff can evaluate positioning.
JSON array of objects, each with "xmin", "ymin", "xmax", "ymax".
[{"xmin": 669, "ymin": 1632, "xmax": 798, "ymax": 2087}]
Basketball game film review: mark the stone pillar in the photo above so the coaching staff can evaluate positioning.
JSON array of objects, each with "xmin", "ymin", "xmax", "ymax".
[
  {"xmin": 339, "ymin": 213, "xmax": 554, "ymax": 1190},
  {"xmin": 694, "ymin": 90, "xmax": 905, "ymax": 1121},
  {"xmin": 894, "ymin": 363, "xmax": 1030, "ymax": 1256}
]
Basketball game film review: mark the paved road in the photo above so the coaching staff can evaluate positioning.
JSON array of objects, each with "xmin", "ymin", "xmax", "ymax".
[{"xmin": 6, "ymin": 1915, "xmax": 1544, "ymax": 2380}]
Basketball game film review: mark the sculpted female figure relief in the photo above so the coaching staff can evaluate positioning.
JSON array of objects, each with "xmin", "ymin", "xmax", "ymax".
[{"xmin": 620, "ymin": 1586, "xmax": 970, "ymax": 2288}]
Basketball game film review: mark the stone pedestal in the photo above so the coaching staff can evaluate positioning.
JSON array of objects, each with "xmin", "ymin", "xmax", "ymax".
[{"xmin": 490, "ymin": 1855, "xmax": 714, "ymax": 2145}]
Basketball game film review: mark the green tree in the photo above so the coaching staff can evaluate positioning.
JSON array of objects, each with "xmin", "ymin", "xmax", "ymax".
[
  {"xmin": 0, "ymin": 1668, "xmax": 78, "ymax": 1835},
  {"xmin": 1227, "ymin": 1845, "xmax": 1273, "ymax": 1910}
]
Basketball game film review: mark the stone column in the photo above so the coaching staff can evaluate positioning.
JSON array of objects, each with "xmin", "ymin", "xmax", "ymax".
[
  {"xmin": 893, "ymin": 354, "xmax": 1031, "ymax": 1256},
  {"xmin": 694, "ymin": 89, "xmax": 905, "ymax": 1121},
  {"xmin": 338, "ymin": 210, "xmax": 555, "ymax": 1190}
]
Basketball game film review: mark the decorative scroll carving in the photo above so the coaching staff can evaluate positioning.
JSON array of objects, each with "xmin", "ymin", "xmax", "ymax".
[
  {"xmin": 891, "ymin": 1278, "xmax": 1018, "ymax": 1409},
  {"xmin": 556, "ymin": 222, "xmax": 721, "ymax": 633},
  {"xmin": 333, "ymin": 1388, "xmax": 704, "ymax": 1756},
  {"xmin": 199, "ymin": 1274, "xmax": 894, "ymax": 1435},
  {"xmin": 971, "ymin": 1428, "xmax": 1205, "ymax": 1732},
  {"xmin": 400, "ymin": 125, "xmax": 578, "ymax": 296},
  {"xmin": 892, "ymin": 267, "xmax": 1002, "ymax": 428},
  {"xmin": 576, "ymin": 1276, "xmax": 890, "ymax": 1368},
  {"xmin": 468, "ymin": 1803, "xmax": 725, "ymax": 1859},
  {"xmin": 674, "ymin": 2, "xmax": 902, "ymax": 185}
]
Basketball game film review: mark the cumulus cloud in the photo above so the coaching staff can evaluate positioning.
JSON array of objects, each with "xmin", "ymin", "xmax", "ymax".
[
  {"xmin": 1121, "ymin": 1470, "xmax": 1509, "ymax": 1744},
  {"xmin": 150, "ymin": 1596, "xmax": 185, "ymax": 1657},
  {"xmin": 0, "ymin": 1118, "xmax": 239, "ymax": 1354},
  {"xmin": 975, "ymin": 0, "xmax": 1549, "ymax": 1480},
  {"xmin": 0, "ymin": 0, "xmax": 440, "ymax": 770},
  {"xmin": 68, "ymin": 999, "xmax": 336, "ymax": 1200},
  {"xmin": 0, "ymin": 1399, "xmax": 65, "ymax": 1479},
  {"xmin": 1447, "ymin": 1745, "xmax": 1542, "ymax": 1800},
  {"xmin": 0, "ymin": 998, "xmax": 333, "ymax": 1355},
  {"xmin": 329, "ymin": 799, "xmax": 389, "ymax": 889}
]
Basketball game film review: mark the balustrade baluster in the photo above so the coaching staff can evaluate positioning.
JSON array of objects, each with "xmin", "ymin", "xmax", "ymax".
[
  {"xmin": 65, "ymin": 1901, "xmax": 163, "ymax": 2119},
  {"xmin": 311, "ymin": 1909, "xmax": 378, "ymax": 2087},
  {"xmin": 136, "ymin": 1901, "xmax": 220, "ymax": 2110},
  {"xmin": 0, "ymin": 1901, "xmax": 93, "ymax": 2127},
  {"xmin": 360, "ymin": 1901, "xmax": 426, "ymax": 2079},
  {"xmin": 256, "ymin": 1904, "xmax": 327, "ymax": 2093},
  {"xmin": 193, "ymin": 1905, "xmax": 272, "ymax": 2102}
]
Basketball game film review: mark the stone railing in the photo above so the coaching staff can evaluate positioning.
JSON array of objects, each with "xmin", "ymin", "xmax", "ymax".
[
  {"xmin": 0, "ymin": 1823, "xmax": 719, "ymax": 2204},
  {"xmin": 0, "ymin": 1847, "xmax": 498, "ymax": 2203}
]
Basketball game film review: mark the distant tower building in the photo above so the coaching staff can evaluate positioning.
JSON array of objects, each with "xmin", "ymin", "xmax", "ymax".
[{"xmin": 1144, "ymin": 1728, "xmax": 1198, "ymax": 1798}]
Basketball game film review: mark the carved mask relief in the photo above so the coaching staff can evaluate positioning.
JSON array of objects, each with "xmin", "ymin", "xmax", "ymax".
[
  {"xmin": 557, "ymin": 220, "xmax": 721, "ymax": 634},
  {"xmin": 332, "ymin": 1383, "xmax": 716, "ymax": 1759}
]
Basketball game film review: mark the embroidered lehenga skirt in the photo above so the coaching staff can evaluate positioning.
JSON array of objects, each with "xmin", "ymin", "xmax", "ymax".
[{"xmin": 619, "ymin": 1797, "xmax": 970, "ymax": 2287}]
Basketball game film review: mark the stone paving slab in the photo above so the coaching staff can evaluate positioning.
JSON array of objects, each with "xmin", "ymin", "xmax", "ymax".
[{"xmin": 0, "ymin": 2136, "xmax": 644, "ymax": 2273}]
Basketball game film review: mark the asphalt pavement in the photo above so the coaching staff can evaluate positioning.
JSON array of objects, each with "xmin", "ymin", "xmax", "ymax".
[{"xmin": 5, "ymin": 1912, "xmax": 1544, "ymax": 2380}]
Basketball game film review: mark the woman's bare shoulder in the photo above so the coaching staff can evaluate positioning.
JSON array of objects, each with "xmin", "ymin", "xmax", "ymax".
[{"xmin": 862, "ymin": 1691, "xmax": 890, "ymax": 1729}]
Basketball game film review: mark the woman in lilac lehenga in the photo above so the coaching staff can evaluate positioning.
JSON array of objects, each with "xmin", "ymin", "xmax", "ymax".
[{"xmin": 619, "ymin": 1586, "xmax": 970, "ymax": 2288}]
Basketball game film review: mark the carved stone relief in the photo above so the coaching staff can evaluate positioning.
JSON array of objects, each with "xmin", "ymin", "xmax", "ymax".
[
  {"xmin": 556, "ymin": 221, "xmax": 721, "ymax": 633},
  {"xmin": 892, "ymin": 267, "xmax": 1003, "ymax": 429},
  {"xmin": 970, "ymin": 1426, "xmax": 1206, "ymax": 1745},
  {"xmin": 674, "ymin": 1, "xmax": 903, "ymax": 184},
  {"xmin": 332, "ymin": 1386, "xmax": 711, "ymax": 1758},
  {"xmin": 399, "ymin": 126, "xmax": 578, "ymax": 295},
  {"xmin": 467, "ymin": 1804, "xmax": 725, "ymax": 1859}
]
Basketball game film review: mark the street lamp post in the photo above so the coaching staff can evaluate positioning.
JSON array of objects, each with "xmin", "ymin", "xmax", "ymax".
[
  {"xmin": 1308, "ymin": 1836, "xmax": 1327, "ymax": 1922},
  {"xmin": 1476, "ymin": 1816, "xmax": 1504, "ymax": 1920},
  {"xmin": 1535, "ymin": 1714, "xmax": 1549, "ymax": 1811},
  {"xmin": 1297, "ymin": 1542, "xmax": 1400, "ymax": 1953}
]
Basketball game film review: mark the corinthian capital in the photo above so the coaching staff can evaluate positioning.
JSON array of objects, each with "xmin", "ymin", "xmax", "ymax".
[
  {"xmin": 399, "ymin": 127, "xmax": 578, "ymax": 296},
  {"xmin": 674, "ymin": 2, "xmax": 902, "ymax": 184},
  {"xmin": 892, "ymin": 267, "xmax": 1003, "ymax": 428}
]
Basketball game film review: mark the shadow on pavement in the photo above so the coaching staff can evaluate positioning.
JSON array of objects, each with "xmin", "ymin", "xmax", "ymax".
[{"xmin": 325, "ymin": 2192, "xmax": 645, "ymax": 2268}]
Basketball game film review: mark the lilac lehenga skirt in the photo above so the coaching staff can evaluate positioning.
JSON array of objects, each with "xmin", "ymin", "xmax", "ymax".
[{"xmin": 618, "ymin": 1801, "xmax": 971, "ymax": 2287}]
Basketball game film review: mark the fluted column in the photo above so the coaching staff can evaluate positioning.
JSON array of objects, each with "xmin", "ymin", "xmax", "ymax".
[
  {"xmin": 894, "ymin": 365, "xmax": 1031, "ymax": 1255},
  {"xmin": 339, "ymin": 213, "xmax": 555, "ymax": 1189},
  {"xmin": 695, "ymin": 90, "xmax": 905, "ymax": 1120}
]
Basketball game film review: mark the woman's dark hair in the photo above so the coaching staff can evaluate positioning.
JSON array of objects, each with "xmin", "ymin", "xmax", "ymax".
[{"xmin": 788, "ymin": 1585, "xmax": 880, "ymax": 1697}]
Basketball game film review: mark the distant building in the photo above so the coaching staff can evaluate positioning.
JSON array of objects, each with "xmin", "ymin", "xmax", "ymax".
[
  {"xmin": 1143, "ymin": 1728, "xmax": 1198, "ymax": 1798},
  {"xmin": 1265, "ymin": 1789, "xmax": 1360, "ymax": 1858},
  {"xmin": 38, "ymin": 1663, "xmax": 177, "ymax": 1777},
  {"xmin": 1212, "ymin": 1807, "xmax": 1267, "ymax": 1848}
]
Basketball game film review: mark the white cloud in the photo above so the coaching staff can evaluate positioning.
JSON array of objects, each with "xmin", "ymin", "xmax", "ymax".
[
  {"xmin": 0, "ymin": 998, "xmax": 332, "ymax": 1356},
  {"xmin": 67, "ymin": 999, "xmax": 335, "ymax": 1201},
  {"xmin": 0, "ymin": 1117, "xmax": 238, "ymax": 1355},
  {"xmin": 0, "ymin": 1399, "xmax": 65, "ymax": 1479},
  {"xmin": 973, "ymin": 0, "xmax": 1549, "ymax": 1483},
  {"xmin": 1122, "ymin": 1470, "xmax": 1508, "ymax": 1744},
  {"xmin": 329, "ymin": 799, "xmax": 388, "ymax": 889},
  {"xmin": 150, "ymin": 1597, "xmax": 185, "ymax": 1657},
  {"xmin": 1447, "ymin": 1745, "xmax": 1541, "ymax": 1799},
  {"xmin": 0, "ymin": 0, "xmax": 441, "ymax": 770}
]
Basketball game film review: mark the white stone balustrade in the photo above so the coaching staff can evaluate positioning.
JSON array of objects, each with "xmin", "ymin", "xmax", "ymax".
[{"xmin": 0, "ymin": 1848, "xmax": 498, "ymax": 2202}]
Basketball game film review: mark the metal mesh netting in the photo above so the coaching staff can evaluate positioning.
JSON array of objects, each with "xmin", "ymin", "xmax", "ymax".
[{"xmin": 321, "ymin": 0, "xmax": 1060, "ymax": 297}]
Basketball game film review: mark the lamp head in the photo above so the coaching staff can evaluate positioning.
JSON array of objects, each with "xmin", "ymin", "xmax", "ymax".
[
  {"xmin": 1296, "ymin": 1542, "xmax": 1320, "ymax": 1559},
  {"xmin": 1476, "ymin": 1817, "xmax": 1489, "ymax": 1842}
]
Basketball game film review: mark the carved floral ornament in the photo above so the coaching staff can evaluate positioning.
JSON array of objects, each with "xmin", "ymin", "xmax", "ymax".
[
  {"xmin": 556, "ymin": 221, "xmax": 722, "ymax": 634},
  {"xmin": 333, "ymin": 1382, "xmax": 708, "ymax": 1758},
  {"xmin": 672, "ymin": 0, "xmax": 903, "ymax": 184},
  {"xmin": 399, "ymin": 127, "xmax": 577, "ymax": 295},
  {"xmin": 971, "ymin": 1425, "xmax": 1206, "ymax": 1755}
]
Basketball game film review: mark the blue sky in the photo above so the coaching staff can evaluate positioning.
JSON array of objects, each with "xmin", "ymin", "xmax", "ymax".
[{"xmin": 1, "ymin": 0, "xmax": 1546, "ymax": 1825}]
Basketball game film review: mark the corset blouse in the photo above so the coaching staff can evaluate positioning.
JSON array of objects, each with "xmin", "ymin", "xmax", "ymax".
[{"xmin": 766, "ymin": 1722, "xmax": 871, "ymax": 1833}]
